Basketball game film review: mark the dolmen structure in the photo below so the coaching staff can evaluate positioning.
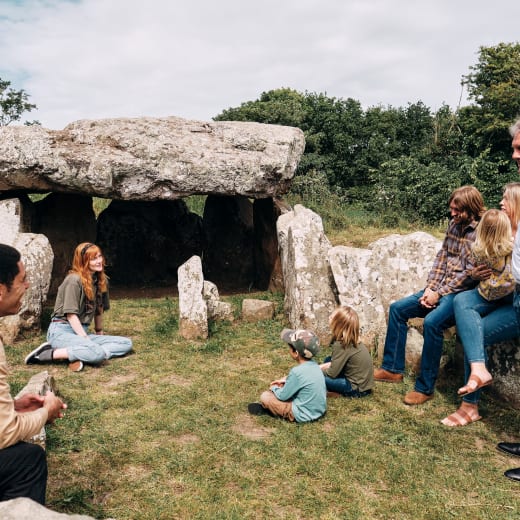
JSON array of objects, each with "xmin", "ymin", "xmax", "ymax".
[{"xmin": 1, "ymin": 115, "xmax": 518, "ymax": 408}]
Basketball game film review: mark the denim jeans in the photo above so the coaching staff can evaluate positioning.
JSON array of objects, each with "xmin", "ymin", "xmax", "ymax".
[
  {"xmin": 382, "ymin": 290, "xmax": 456, "ymax": 395},
  {"xmin": 455, "ymin": 288, "xmax": 520, "ymax": 404},
  {"xmin": 322, "ymin": 356, "xmax": 371, "ymax": 397},
  {"xmin": 47, "ymin": 322, "xmax": 132, "ymax": 364}
]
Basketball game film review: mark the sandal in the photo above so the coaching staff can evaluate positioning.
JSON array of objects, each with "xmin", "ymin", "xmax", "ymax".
[
  {"xmin": 457, "ymin": 374, "xmax": 492, "ymax": 397},
  {"xmin": 441, "ymin": 407, "xmax": 482, "ymax": 427}
]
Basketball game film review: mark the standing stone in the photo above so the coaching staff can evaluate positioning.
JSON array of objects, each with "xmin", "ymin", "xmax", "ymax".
[
  {"xmin": 178, "ymin": 256, "xmax": 208, "ymax": 340},
  {"xmin": 0, "ymin": 199, "xmax": 53, "ymax": 343},
  {"xmin": 329, "ymin": 232, "xmax": 441, "ymax": 355},
  {"xmin": 277, "ymin": 205, "xmax": 337, "ymax": 345},
  {"xmin": 328, "ymin": 245, "xmax": 382, "ymax": 346},
  {"xmin": 203, "ymin": 281, "xmax": 234, "ymax": 322}
]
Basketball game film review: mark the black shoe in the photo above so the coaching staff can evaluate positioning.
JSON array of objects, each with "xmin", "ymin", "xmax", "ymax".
[
  {"xmin": 504, "ymin": 467, "xmax": 520, "ymax": 482},
  {"xmin": 247, "ymin": 402, "xmax": 273, "ymax": 416},
  {"xmin": 497, "ymin": 442, "xmax": 520, "ymax": 458},
  {"xmin": 24, "ymin": 342, "xmax": 53, "ymax": 364}
]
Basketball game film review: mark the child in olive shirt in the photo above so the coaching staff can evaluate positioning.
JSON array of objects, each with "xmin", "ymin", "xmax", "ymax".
[
  {"xmin": 248, "ymin": 329, "xmax": 326, "ymax": 422},
  {"xmin": 320, "ymin": 306, "xmax": 373, "ymax": 397}
]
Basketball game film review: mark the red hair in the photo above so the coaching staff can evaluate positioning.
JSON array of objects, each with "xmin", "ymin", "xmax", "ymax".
[{"xmin": 69, "ymin": 242, "xmax": 107, "ymax": 300}]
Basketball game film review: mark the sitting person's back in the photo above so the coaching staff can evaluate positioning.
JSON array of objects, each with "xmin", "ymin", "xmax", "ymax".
[
  {"xmin": 248, "ymin": 329, "xmax": 326, "ymax": 422},
  {"xmin": 321, "ymin": 306, "xmax": 374, "ymax": 398}
]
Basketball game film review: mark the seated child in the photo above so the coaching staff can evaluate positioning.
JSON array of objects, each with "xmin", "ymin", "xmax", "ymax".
[
  {"xmin": 320, "ymin": 306, "xmax": 373, "ymax": 398},
  {"xmin": 248, "ymin": 329, "xmax": 326, "ymax": 422}
]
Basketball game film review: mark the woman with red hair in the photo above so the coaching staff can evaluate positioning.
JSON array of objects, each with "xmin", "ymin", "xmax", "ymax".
[{"xmin": 25, "ymin": 242, "xmax": 132, "ymax": 372}]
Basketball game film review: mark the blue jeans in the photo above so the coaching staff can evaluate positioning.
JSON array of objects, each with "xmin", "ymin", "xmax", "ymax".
[
  {"xmin": 454, "ymin": 289, "xmax": 520, "ymax": 404},
  {"xmin": 322, "ymin": 357, "xmax": 371, "ymax": 398},
  {"xmin": 382, "ymin": 290, "xmax": 456, "ymax": 395},
  {"xmin": 47, "ymin": 322, "xmax": 132, "ymax": 364}
]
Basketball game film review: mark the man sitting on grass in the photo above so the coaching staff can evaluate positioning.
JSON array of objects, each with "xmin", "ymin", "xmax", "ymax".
[
  {"xmin": 248, "ymin": 329, "xmax": 326, "ymax": 422},
  {"xmin": 0, "ymin": 244, "xmax": 67, "ymax": 505}
]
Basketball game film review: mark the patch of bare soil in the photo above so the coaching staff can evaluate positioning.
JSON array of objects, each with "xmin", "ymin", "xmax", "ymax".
[
  {"xmin": 232, "ymin": 413, "xmax": 276, "ymax": 440},
  {"xmin": 105, "ymin": 374, "xmax": 137, "ymax": 387},
  {"xmin": 173, "ymin": 433, "xmax": 200, "ymax": 445},
  {"xmin": 166, "ymin": 374, "xmax": 193, "ymax": 387}
]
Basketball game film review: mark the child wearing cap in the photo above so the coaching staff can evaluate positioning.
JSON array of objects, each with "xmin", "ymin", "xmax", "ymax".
[
  {"xmin": 248, "ymin": 328, "xmax": 327, "ymax": 422},
  {"xmin": 319, "ymin": 306, "xmax": 374, "ymax": 398}
]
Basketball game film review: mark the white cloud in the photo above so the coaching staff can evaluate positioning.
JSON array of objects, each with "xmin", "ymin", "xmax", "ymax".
[{"xmin": 0, "ymin": 0, "xmax": 518, "ymax": 129}]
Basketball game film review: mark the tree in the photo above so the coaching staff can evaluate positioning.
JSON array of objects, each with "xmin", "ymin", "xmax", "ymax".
[
  {"xmin": 0, "ymin": 77, "xmax": 37, "ymax": 126},
  {"xmin": 214, "ymin": 88, "xmax": 307, "ymax": 127},
  {"xmin": 458, "ymin": 42, "xmax": 520, "ymax": 160}
]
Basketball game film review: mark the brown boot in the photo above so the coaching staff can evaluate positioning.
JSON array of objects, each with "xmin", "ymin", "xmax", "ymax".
[
  {"xmin": 374, "ymin": 368, "xmax": 403, "ymax": 383},
  {"xmin": 403, "ymin": 390, "xmax": 433, "ymax": 405}
]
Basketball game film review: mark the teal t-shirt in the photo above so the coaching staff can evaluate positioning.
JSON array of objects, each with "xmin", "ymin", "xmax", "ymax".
[{"xmin": 271, "ymin": 360, "xmax": 326, "ymax": 422}]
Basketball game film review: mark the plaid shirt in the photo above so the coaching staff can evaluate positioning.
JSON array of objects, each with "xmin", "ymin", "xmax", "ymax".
[{"xmin": 426, "ymin": 218, "xmax": 479, "ymax": 296}]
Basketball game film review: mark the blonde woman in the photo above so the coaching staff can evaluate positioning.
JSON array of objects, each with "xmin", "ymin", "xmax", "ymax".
[
  {"xmin": 320, "ymin": 306, "xmax": 373, "ymax": 397},
  {"xmin": 443, "ymin": 185, "xmax": 520, "ymax": 426},
  {"xmin": 25, "ymin": 243, "xmax": 132, "ymax": 372}
]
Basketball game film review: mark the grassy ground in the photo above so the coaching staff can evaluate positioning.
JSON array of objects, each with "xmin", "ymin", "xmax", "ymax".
[
  {"xmin": 6, "ymin": 289, "xmax": 520, "ymax": 520},
  {"xmin": 5, "ymin": 200, "xmax": 519, "ymax": 518}
]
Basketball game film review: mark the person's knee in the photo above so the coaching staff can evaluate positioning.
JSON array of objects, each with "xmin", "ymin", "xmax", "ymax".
[
  {"xmin": 453, "ymin": 293, "xmax": 469, "ymax": 313},
  {"xmin": 388, "ymin": 300, "xmax": 405, "ymax": 319},
  {"xmin": 260, "ymin": 391, "xmax": 272, "ymax": 406},
  {"xmin": 75, "ymin": 344, "xmax": 106, "ymax": 364},
  {"xmin": 423, "ymin": 313, "xmax": 446, "ymax": 334}
]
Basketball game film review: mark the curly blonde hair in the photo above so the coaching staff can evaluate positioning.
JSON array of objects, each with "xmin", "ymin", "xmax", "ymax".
[
  {"xmin": 69, "ymin": 242, "xmax": 107, "ymax": 301},
  {"xmin": 329, "ymin": 306, "xmax": 359, "ymax": 348}
]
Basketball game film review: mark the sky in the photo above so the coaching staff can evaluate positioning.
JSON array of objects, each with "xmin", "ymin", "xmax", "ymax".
[{"xmin": 0, "ymin": 0, "xmax": 518, "ymax": 130}]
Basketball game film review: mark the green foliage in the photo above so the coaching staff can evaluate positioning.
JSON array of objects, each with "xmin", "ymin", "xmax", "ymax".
[
  {"xmin": 0, "ymin": 77, "xmax": 37, "ymax": 126},
  {"xmin": 184, "ymin": 195, "xmax": 207, "ymax": 217},
  {"xmin": 215, "ymin": 87, "xmax": 307, "ymax": 127},
  {"xmin": 92, "ymin": 197, "xmax": 111, "ymax": 217},
  {"xmin": 213, "ymin": 43, "xmax": 520, "ymax": 225},
  {"xmin": 370, "ymin": 156, "xmax": 460, "ymax": 225},
  {"xmin": 459, "ymin": 42, "xmax": 520, "ymax": 159}
]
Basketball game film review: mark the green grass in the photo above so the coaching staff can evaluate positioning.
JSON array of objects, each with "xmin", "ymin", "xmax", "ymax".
[{"xmin": 6, "ymin": 290, "xmax": 520, "ymax": 520}]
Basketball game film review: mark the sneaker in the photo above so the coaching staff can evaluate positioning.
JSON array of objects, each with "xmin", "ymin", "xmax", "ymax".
[
  {"xmin": 69, "ymin": 361, "xmax": 84, "ymax": 372},
  {"xmin": 25, "ymin": 342, "xmax": 53, "ymax": 364},
  {"xmin": 247, "ymin": 402, "xmax": 270, "ymax": 416}
]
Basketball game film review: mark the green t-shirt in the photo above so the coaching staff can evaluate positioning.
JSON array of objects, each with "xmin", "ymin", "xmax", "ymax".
[
  {"xmin": 323, "ymin": 341, "xmax": 374, "ymax": 392},
  {"xmin": 52, "ymin": 273, "xmax": 109, "ymax": 325}
]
